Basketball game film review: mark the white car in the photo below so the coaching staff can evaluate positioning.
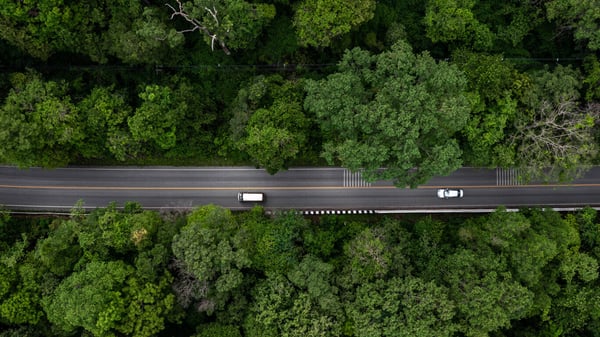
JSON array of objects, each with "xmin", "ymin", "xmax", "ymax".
[{"xmin": 437, "ymin": 188, "xmax": 464, "ymax": 199}]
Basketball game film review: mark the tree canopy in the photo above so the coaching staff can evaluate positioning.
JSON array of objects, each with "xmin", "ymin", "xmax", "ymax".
[
  {"xmin": 0, "ymin": 0, "xmax": 597, "ymax": 182},
  {"xmin": 2, "ymin": 204, "xmax": 600, "ymax": 336},
  {"xmin": 305, "ymin": 40, "xmax": 470, "ymax": 187}
]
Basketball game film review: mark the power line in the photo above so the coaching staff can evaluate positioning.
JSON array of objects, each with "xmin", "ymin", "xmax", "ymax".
[{"xmin": 0, "ymin": 56, "xmax": 586, "ymax": 74}]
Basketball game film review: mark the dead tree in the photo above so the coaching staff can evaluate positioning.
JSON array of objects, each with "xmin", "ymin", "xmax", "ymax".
[
  {"xmin": 511, "ymin": 100, "xmax": 600, "ymax": 182},
  {"xmin": 166, "ymin": 0, "xmax": 231, "ymax": 55}
]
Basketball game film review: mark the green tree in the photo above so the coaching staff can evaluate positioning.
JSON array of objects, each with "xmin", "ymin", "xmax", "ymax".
[
  {"xmin": 408, "ymin": 216, "xmax": 450, "ymax": 279},
  {"xmin": 293, "ymin": 0, "xmax": 376, "ymax": 47},
  {"xmin": 441, "ymin": 249, "xmax": 534, "ymax": 336},
  {"xmin": 254, "ymin": 16, "xmax": 299, "ymax": 64},
  {"xmin": 0, "ymin": 0, "xmax": 185, "ymax": 63},
  {"xmin": 0, "ymin": 326, "xmax": 43, "ymax": 337},
  {"xmin": 245, "ymin": 256, "xmax": 343, "ymax": 337},
  {"xmin": 129, "ymin": 84, "xmax": 182, "ymax": 150},
  {"xmin": 458, "ymin": 210, "xmax": 560, "ymax": 288},
  {"xmin": 194, "ymin": 323, "xmax": 242, "ymax": 337},
  {"xmin": 583, "ymin": 55, "xmax": 600, "ymax": 102},
  {"xmin": 425, "ymin": 0, "xmax": 494, "ymax": 50},
  {"xmin": 0, "ymin": 208, "xmax": 11, "ymax": 244},
  {"xmin": 0, "ymin": 72, "xmax": 83, "ymax": 168},
  {"xmin": 77, "ymin": 86, "xmax": 136, "ymax": 160},
  {"xmin": 248, "ymin": 211, "xmax": 307, "ymax": 276},
  {"xmin": 75, "ymin": 202, "xmax": 161, "ymax": 261},
  {"xmin": 576, "ymin": 207, "xmax": 600, "ymax": 259},
  {"xmin": 0, "ymin": 0, "xmax": 105, "ymax": 60},
  {"xmin": 541, "ymin": 209, "xmax": 600, "ymax": 334},
  {"xmin": 241, "ymin": 81, "xmax": 308, "ymax": 174},
  {"xmin": 35, "ymin": 219, "xmax": 81, "ymax": 276},
  {"xmin": 338, "ymin": 227, "xmax": 391, "ymax": 288},
  {"xmin": 103, "ymin": 2, "xmax": 184, "ymax": 64},
  {"xmin": 304, "ymin": 40, "xmax": 470, "ymax": 187},
  {"xmin": 231, "ymin": 77, "xmax": 318, "ymax": 170},
  {"xmin": 169, "ymin": 76, "xmax": 218, "ymax": 158},
  {"xmin": 0, "ymin": 236, "xmax": 44, "ymax": 325},
  {"xmin": 524, "ymin": 65, "xmax": 582, "ymax": 107},
  {"xmin": 482, "ymin": 1, "xmax": 544, "ymax": 51},
  {"xmin": 43, "ymin": 260, "xmax": 132, "ymax": 336},
  {"xmin": 116, "ymin": 272, "xmax": 180, "ymax": 337},
  {"xmin": 348, "ymin": 276, "xmax": 456, "ymax": 337},
  {"xmin": 228, "ymin": 75, "xmax": 272, "ymax": 143},
  {"xmin": 546, "ymin": 0, "xmax": 600, "ymax": 50},
  {"xmin": 452, "ymin": 50, "xmax": 530, "ymax": 167},
  {"xmin": 171, "ymin": 205, "xmax": 251, "ymax": 314}
]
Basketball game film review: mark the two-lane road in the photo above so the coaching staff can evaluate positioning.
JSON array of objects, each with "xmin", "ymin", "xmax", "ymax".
[{"xmin": 0, "ymin": 166, "xmax": 599, "ymax": 211}]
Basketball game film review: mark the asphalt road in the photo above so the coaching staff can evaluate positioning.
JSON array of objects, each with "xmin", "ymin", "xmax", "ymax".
[{"xmin": 0, "ymin": 166, "xmax": 599, "ymax": 212}]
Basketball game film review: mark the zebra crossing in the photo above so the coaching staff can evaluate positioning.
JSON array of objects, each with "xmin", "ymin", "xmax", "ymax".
[
  {"xmin": 343, "ymin": 169, "xmax": 371, "ymax": 187},
  {"xmin": 496, "ymin": 168, "xmax": 522, "ymax": 186}
]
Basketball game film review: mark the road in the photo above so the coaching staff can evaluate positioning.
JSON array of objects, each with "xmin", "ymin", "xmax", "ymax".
[{"xmin": 0, "ymin": 166, "xmax": 599, "ymax": 212}]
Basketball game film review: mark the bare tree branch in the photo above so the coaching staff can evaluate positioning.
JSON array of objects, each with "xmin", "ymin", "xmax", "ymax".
[
  {"xmin": 510, "ymin": 100, "xmax": 600, "ymax": 182},
  {"xmin": 205, "ymin": 6, "xmax": 219, "ymax": 25},
  {"xmin": 166, "ymin": 0, "xmax": 231, "ymax": 55},
  {"xmin": 169, "ymin": 258, "xmax": 212, "ymax": 311}
]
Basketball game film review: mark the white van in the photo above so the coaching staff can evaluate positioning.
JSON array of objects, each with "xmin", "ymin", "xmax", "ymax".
[{"xmin": 237, "ymin": 192, "xmax": 265, "ymax": 202}]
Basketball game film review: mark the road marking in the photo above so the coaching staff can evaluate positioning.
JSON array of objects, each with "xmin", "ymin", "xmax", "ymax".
[
  {"xmin": 1, "ymin": 183, "xmax": 600, "ymax": 190},
  {"xmin": 496, "ymin": 168, "xmax": 522, "ymax": 186},
  {"xmin": 0, "ymin": 166, "xmax": 347, "ymax": 172},
  {"xmin": 343, "ymin": 169, "xmax": 371, "ymax": 187},
  {"xmin": 0, "ymin": 185, "xmax": 376, "ymax": 190}
]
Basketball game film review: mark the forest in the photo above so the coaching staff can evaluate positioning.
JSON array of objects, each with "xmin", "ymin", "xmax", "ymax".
[
  {"xmin": 0, "ymin": 0, "xmax": 598, "ymax": 185},
  {"xmin": 2, "ymin": 205, "xmax": 600, "ymax": 336},
  {"xmin": 1, "ymin": 1, "xmax": 600, "ymax": 336}
]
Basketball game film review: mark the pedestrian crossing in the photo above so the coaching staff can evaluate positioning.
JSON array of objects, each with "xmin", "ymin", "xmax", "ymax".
[
  {"xmin": 496, "ymin": 168, "xmax": 522, "ymax": 186},
  {"xmin": 343, "ymin": 169, "xmax": 371, "ymax": 187}
]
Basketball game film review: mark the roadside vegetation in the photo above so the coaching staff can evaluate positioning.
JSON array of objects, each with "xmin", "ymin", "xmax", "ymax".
[
  {"xmin": 0, "ymin": 0, "xmax": 598, "ymax": 184},
  {"xmin": 1, "ymin": 2, "xmax": 600, "ymax": 335},
  {"xmin": 1, "ymin": 205, "xmax": 600, "ymax": 336}
]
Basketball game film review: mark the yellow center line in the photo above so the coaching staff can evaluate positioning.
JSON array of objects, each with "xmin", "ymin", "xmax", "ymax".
[
  {"xmin": 1, "ymin": 183, "xmax": 600, "ymax": 190},
  {"xmin": 0, "ymin": 185, "xmax": 365, "ymax": 190}
]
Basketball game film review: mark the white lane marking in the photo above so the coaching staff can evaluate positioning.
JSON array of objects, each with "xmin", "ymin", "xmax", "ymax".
[{"xmin": 9, "ymin": 167, "xmax": 347, "ymax": 172}]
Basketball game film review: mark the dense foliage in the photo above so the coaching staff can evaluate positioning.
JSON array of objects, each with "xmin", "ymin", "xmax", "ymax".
[
  {"xmin": 1, "ymin": 205, "xmax": 600, "ymax": 336},
  {"xmin": 2, "ymin": 2, "xmax": 600, "ymax": 336},
  {"xmin": 0, "ymin": 0, "xmax": 598, "ymax": 183}
]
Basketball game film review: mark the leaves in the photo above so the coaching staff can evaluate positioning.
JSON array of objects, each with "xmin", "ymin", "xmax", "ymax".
[
  {"xmin": 349, "ymin": 277, "xmax": 456, "ymax": 337},
  {"xmin": 117, "ymin": 272, "xmax": 179, "ymax": 337},
  {"xmin": 0, "ymin": 0, "xmax": 105, "ymax": 60},
  {"xmin": 104, "ymin": 4, "xmax": 184, "ymax": 64},
  {"xmin": 42, "ymin": 260, "xmax": 132, "ymax": 336},
  {"xmin": 0, "ymin": 72, "xmax": 83, "ymax": 168},
  {"xmin": 129, "ymin": 84, "xmax": 179, "ymax": 150},
  {"xmin": 425, "ymin": 0, "xmax": 494, "ymax": 50},
  {"xmin": 304, "ymin": 40, "xmax": 470, "ymax": 187},
  {"xmin": 339, "ymin": 227, "xmax": 391, "ymax": 287},
  {"xmin": 245, "ymin": 256, "xmax": 343, "ymax": 337},
  {"xmin": 293, "ymin": 0, "xmax": 376, "ymax": 47},
  {"xmin": 546, "ymin": 0, "xmax": 600, "ymax": 50},
  {"xmin": 77, "ymin": 86, "xmax": 133, "ymax": 160},
  {"xmin": 4, "ymin": 202, "xmax": 600, "ymax": 336},
  {"xmin": 249, "ymin": 211, "xmax": 306, "ymax": 275},
  {"xmin": 242, "ymin": 86, "xmax": 308, "ymax": 173},
  {"xmin": 35, "ymin": 220, "xmax": 81, "ymax": 276},
  {"xmin": 172, "ymin": 205, "xmax": 251, "ymax": 313}
]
